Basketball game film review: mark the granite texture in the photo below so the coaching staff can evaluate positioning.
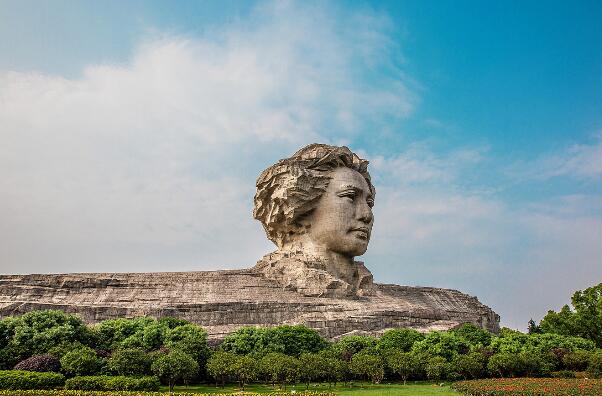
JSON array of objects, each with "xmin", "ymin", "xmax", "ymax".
[{"xmin": 0, "ymin": 268, "xmax": 499, "ymax": 339}]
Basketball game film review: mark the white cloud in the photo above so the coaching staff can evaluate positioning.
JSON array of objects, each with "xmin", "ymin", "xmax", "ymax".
[
  {"xmin": 507, "ymin": 133, "xmax": 602, "ymax": 181},
  {"xmin": 0, "ymin": 2, "xmax": 414, "ymax": 274}
]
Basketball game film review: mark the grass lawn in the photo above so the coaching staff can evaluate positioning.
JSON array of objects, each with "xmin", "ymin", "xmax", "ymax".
[{"xmin": 161, "ymin": 382, "xmax": 458, "ymax": 395}]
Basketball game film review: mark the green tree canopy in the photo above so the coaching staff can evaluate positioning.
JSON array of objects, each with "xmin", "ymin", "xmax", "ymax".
[
  {"xmin": 151, "ymin": 349, "xmax": 198, "ymax": 392},
  {"xmin": 376, "ymin": 328, "xmax": 424, "ymax": 352},
  {"xmin": 60, "ymin": 346, "xmax": 101, "ymax": 376},
  {"xmin": 539, "ymin": 283, "xmax": 602, "ymax": 347},
  {"xmin": 106, "ymin": 348, "xmax": 151, "ymax": 376}
]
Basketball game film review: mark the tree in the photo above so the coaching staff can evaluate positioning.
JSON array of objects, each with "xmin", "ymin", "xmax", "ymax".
[
  {"xmin": 206, "ymin": 351, "xmax": 236, "ymax": 388},
  {"xmin": 107, "ymin": 348, "xmax": 151, "ymax": 376},
  {"xmin": 385, "ymin": 350, "xmax": 418, "ymax": 385},
  {"xmin": 232, "ymin": 355, "xmax": 257, "ymax": 390},
  {"xmin": 60, "ymin": 346, "xmax": 101, "ymax": 376},
  {"xmin": 528, "ymin": 319, "xmax": 541, "ymax": 334},
  {"xmin": 539, "ymin": 283, "xmax": 602, "ymax": 347},
  {"xmin": 411, "ymin": 331, "xmax": 470, "ymax": 361},
  {"xmin": 332, "ymin": 335, "xmax": 377, "ymax": 361},
  {"xmin": 318, "ymin": 350, "xmax": 348, "ymax": 387},
  {"xmin": 425, "ymin": 356, "xmax": 449, "ymax": 381},
  {"xmin": 452, "ymin": 352, "xmax": 486, "ymax": 379},
  {"xmin": 350, "ymin": 351, "xmax": 384, "ymax": 384},
  {"xmin": 377, "ymin": 328, "xmax": 425, "ymax": 353},
  {"xmin": 299, "ymin": 353, "xmax": 324, "ymax": 389},
  {"xmin": 220, "ymin": 325, "xmax": 328, "ymax": 358},
  {"xmin": 0, "ymin": 310, "xmax": 93, "ymax": 368},
  {"xmin": 164, "ymin": 324, "xmax": 210, "ymax": 378},
  {"xmin": 258, "ymin": 352, "xmax": 299, "ymax": 390},
  {"xmin": 151, "ymin": 349, "xmax": 199, "ymax": 392},
  {"xmin": 452, "ymin": 323, "xmax": 493, "ymax": 347},
  {"xmin": 487, "ymin": 352, "xmax": 521, "ymax": 378}
]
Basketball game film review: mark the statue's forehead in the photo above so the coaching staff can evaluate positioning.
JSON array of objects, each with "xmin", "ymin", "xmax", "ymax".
[{"xmin": 328, "ymin": 167, "xmax": 371, "ymax": 193}]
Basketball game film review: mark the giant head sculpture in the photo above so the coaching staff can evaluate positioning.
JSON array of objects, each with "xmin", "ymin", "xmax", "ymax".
[{"xmin": 254, "ymin": 144, "xmax": 375, "ymax": 275}]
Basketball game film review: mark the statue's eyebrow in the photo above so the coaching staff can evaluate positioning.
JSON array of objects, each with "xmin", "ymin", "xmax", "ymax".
[{"xmin": 338, "ymin": 184, "xmax": 372, "ymax": 199}]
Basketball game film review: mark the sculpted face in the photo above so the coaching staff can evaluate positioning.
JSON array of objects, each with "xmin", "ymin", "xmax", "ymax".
[{"xmin": 305, "ymin": 167, "xmax": 374, "ymax": 258}]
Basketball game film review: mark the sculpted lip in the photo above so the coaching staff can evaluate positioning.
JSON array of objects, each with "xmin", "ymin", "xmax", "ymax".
[{"xmin": 350, "ymin": 227, "xmax": 370, "ymax": 239}]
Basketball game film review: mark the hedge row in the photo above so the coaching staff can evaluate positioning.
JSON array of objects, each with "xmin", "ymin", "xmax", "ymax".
[
  {"xmin": 0, "ymin": 392, "xmax": 335, "ymax": 396},
  {"xmin": 452, "ymin": 378, "xmax": 602, "ymax": 395},
  {"xmin": 64, "ymin": 376, "xmax": 160, "ymax": 391},
  {"xmin": 0, "ymin": 370, "xmax": 65, "ymax": 390}
]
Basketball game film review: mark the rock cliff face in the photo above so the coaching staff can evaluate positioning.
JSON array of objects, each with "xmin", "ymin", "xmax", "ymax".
[{"xmin": 0, "ymin": 269, "xmax": 499, "ymax": 340}]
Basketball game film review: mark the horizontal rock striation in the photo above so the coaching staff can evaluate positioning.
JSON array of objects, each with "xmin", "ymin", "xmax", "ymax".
[{"xmin": 0, "ymin": 269, "xmax": 499, "ymax": 339}]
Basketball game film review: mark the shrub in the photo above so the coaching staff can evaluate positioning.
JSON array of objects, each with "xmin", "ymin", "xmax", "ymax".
[
  {"xmin": 106, "ymin": 348, "xmax": 150, "ymax": 376},
  {"xmin": 13, "ymin": 355, "xmax": 61, "ymax": 372},
  {"xmin": 487, "ymin": 352, "xmax": 521, "ymax": 378},
  {"xmin": 0, "ymin": 370, "xmax": 65, "ymax": 390},
  {"xmin": 551, "ymin": 370, "xmax": 577, "ymax": 378},
  {"xmin": 452, "ymin": 352, "xmax": 487, "ymax": 379},
  {"xmin": 60, "ymin": 346, "xmax": 101, "ymax": 376},
  {"xmin": 563, "ymin": 349, "xmax": 591, "ymax": 371},
  {"xmin": 64, "ymin": 375, "xmax": 160, "ymax": 391},
  {"xmin": 588, "ymin": 350, "xmax": 602, "ymax": 378}
]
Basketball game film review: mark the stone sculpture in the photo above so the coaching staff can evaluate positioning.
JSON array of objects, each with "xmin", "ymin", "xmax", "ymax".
[
  {"xmin": 0, "ymin": 143, "xmax": 500, "ymax": 339},
  {"xmin": 253, "ymin": 144, "xmax": 375, "ymax": 297}
]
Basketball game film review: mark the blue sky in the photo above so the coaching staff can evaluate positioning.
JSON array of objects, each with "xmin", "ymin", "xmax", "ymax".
[{"xmin": 1, "ymin": 0, "xmax": 601, "ymax": 330}]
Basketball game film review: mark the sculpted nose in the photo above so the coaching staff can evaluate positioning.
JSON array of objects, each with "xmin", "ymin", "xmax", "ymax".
[{"xmin": 357, "ymin": 201, "xmax": 373, "ymax": 224}]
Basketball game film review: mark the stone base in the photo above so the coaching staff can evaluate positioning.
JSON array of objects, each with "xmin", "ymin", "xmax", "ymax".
[{"xmin": 0, "ymin": 270, "xmax": 499, "ymax": 339}]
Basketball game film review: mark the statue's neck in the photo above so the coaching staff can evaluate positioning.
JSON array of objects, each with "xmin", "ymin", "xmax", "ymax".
[{"xmin": 281, "ymin": 236, "xmax": 357, "ymax": 286}]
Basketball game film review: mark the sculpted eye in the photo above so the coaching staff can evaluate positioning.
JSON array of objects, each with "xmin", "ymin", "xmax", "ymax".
[
  {"xmin": 337, "ymin": 190, "xmax": 356, "ymax": 201},
  {"xmin": 367, "ymin": 198, "xmax": 374, "ymax": 208}
]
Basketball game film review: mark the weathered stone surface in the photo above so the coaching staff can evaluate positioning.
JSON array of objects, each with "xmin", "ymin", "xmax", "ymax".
[
  {"xmin": 0, "ymin": 269, "xmax": 499, "ymax": 339},
  {"xmin": 0, "ymin": 143, "xmax": 500, "ymax": 338}
]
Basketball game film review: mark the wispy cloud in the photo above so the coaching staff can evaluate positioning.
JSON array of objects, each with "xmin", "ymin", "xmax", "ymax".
[
  {"xmin": 0, "ymin": 2, "xmax": 414, "ymax": 273},
  {"xmin": 507, "ymin": 133, "xmax": 602, "ymax": 181}
]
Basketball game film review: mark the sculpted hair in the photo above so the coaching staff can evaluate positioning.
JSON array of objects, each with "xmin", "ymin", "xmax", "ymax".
[{"xmin": 253, "ymin": 143, "xmax": 375, "ymax": 248}]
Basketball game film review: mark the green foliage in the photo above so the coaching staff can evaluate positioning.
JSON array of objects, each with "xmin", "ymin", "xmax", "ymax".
[
  {"xmin": 451, "ymin": 352, "xmax": 487, "ymax": 380},
  {"xmin": 106, "ymin": 348, "xmax": 150, "ymax": 376},
  {"xmin": 0, "ymin": 311, "xmax": 92, "ymax": 368},
  {"xmin": 451, "ymin": 323, "xmax": 493, "ymax": 347},
  {"xmin": 59, "ymin": 346, "xmax": 101, "ymax": 377},
  {"xmin": 487, "ymin": 352, "xmax": 521, "ymax": 378},
  {"xmin": 150, "ymin": 349, "xmax": 198, "ymax": 392},
  {"xmin": 376, "ymin": 328, "xmax": 424, "ymax": 353},
  {"xmin": 64, "ymin": 375, "xmax": 160, "ymax": 391},
  {"xmin": 232, "ymin": 355, "xmax": 257, "ymax": 390},
  {"xmin": 384, "ymin": 350, "xmax": 418, "ymax": 385},
  {"xmin": 299, "ymin": 353, "xmax": 324, "ymax": 388},
  {"xmin": 258, "ymin": 352, "xmax": 300, "ymax": 389},
  {"xmin": 92, "ymin": 317, "xmax": 160, "ymax": 351},
  {"xmin": 350, "ymin": 351, "xmax": 384, "ymax": 384},
  {"xmin": 411, "ymin": 331, "xmax": 470, "ymax": 361},
  {"xmin": 588, "ymin": 350, "xmax": 602, "ymax": 378},
  {"xmin": 425, "ymin": 356, "xmax": 449, "ymax": 380},
  {"xmin": 332, "ymin": 335, "xmax": 377, "ymax": 360},
  {"xmin": 164, "ymin": 324, "xmax": 210, "ymax": 374},
  {"xmin": 0, "ymin": 370, "xmax": 65, "ymax": 390},
  {"xmin": 317, "ymin": 350, "xmax": 348, "ymax": 386},
  {"xmin": 220, "ymin": 325, "xmax": 327, "ymax": 358},
  {"xmin": 539, "ymin": 283, "xmax": 602, "ymax": 348},
  {"xmin": 562, "ymin": 349, "xmax": 592, "ymax": 371},
  {"xmin": 206, "ymin": 351, "xmax": 236, "ymax": 387},
  {"xmin": 528, "ymin": 319, "xmax": 541, "ymax": 334}
]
